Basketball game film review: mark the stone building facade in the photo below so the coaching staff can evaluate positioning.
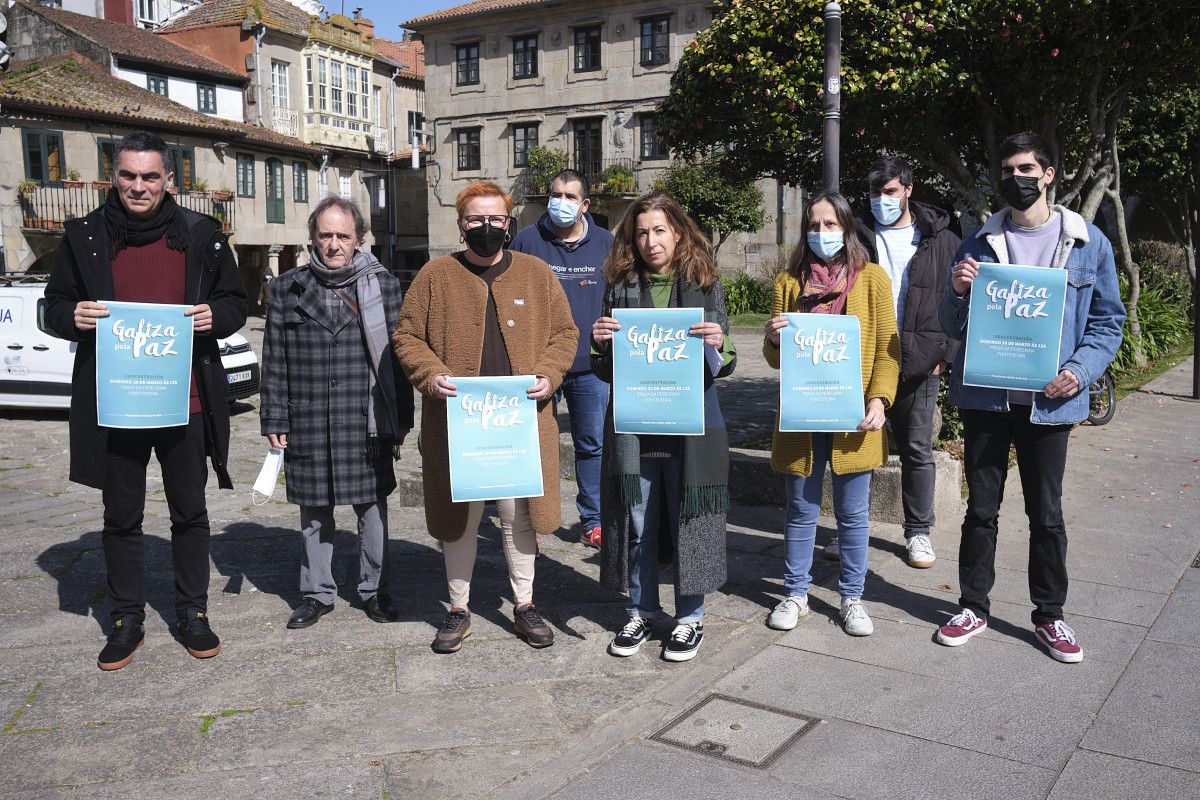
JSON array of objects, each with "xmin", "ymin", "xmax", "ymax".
[{"xmin": 405, "ymin": 0, "xmax": 802, "ymax": 274}]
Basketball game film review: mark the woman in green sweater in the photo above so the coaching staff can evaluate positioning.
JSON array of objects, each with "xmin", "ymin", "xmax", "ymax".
[
  {"xmin": 762, "ymin": 190, "xmax": 900, "ymax": 637},
  {"xmin": 590, "ymin": 192, "xmax": 736, "ymax": 663}
]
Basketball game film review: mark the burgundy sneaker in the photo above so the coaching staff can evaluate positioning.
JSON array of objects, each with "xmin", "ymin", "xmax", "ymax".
[
  {"xmin": 1035, "ymin": 620, "xmax": 1083, "ymax": 663},
  {"xmin": 936, "ymin": 608, "xmax": 988, "ymax": 646},
  {"xmin": 582, "ymin": 526, "xmax": 602, "ymax": 549}
]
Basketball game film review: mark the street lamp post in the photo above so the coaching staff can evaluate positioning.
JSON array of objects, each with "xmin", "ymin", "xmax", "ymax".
[{"xmin": 823, "ymin": 2, "xmax": 842, "ymax": 192}]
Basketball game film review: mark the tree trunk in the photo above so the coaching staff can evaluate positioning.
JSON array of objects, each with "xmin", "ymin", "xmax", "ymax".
[{"xmin": 1106, "ymin": 137, "xmax": 1145, "ymax": 368}]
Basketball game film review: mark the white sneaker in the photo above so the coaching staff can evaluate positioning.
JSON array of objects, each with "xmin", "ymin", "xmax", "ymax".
[
  {"xmin": 767, "ymin": 595, "xmax": 809, "ymax": 630},
  {"xmin": 840, "ymin": 597, "xmax": 874, "ymax": 636},
  {"xmin": 823, "ymin": 537, "xmax": 840, "ymax": 560},
  {"xmin": 906, "ymin": 534, "xmax": 936, "ymax": 568}
]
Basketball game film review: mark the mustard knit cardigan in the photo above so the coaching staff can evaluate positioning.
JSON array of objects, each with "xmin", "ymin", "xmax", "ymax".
[{"xmin": 762, "ymin": 262, "xmax": 901, "ymax": 477}]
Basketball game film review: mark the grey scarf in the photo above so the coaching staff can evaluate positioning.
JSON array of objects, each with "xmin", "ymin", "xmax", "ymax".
[{"xmin": 307, "ymin": 249, "xmax": 400, "ymax": 455}]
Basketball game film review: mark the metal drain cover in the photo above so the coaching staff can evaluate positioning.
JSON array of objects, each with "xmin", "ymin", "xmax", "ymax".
[{"xmin": 650, "ymin": 693, "xmax": 820, "ymax": 768}]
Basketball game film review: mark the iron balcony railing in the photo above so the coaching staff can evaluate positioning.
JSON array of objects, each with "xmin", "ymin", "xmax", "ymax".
[
  {"xmin": 17, "ymin": 183, "xmax": 235, "ymax": 234},
  {"xmin": 572, "ymin": 157, "xmax": 638, "ymax": 196}
]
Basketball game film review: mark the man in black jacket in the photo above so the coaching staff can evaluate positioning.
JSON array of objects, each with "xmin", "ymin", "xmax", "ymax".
[
  {"xmin": 853, "ymin": 157, "xmax": 961, "ymax": 568},
  {"xmin": 45, "ymin": 131, "xmax": 248, "ymax": 671}
]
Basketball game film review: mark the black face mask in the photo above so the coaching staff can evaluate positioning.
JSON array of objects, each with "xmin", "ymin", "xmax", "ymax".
[
  {"xmin": 463, "ymin": 224, "xmax": 507, "ymax": 259},
  {"xmin": 999, "ymin": 175, "xmax": 1044, "ymax": 212}
]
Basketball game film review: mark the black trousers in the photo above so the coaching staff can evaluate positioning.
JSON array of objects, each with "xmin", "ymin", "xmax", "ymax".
[
  {"xmin": 101, "ymin": 413, "xmax": 210, "ymax": 624},
  {"xmin": 958, "ymin": 407, "xmax": 1073, "ymax": 625}
]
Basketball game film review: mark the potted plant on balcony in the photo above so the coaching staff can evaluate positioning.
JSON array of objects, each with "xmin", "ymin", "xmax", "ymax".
[
  {"xmin": 63, "ymin": 169, "xmax": 85, "ymax": 190},
  {"xmin": 192, "ymin": 178, "xmax": 209, "ymax": 194},
  {"xmin": 212, "ymin": 187, "xmax": 234, "ymax": 201},
  {"xmin": 92, "ymin": 178, "xmax": 112, "ymax": 193},
  {"xmin": 17, "ymin": 179, "xmax": 37, "ymax": 196},
  {"xmin": 525, "ymin": 146, "xmax": 568, "ymax": 196},
  {"xmin": 601, "ymin": 163, "xmax": 636, "ymax": 195}
]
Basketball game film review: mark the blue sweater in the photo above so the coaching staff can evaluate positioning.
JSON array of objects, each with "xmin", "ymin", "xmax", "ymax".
[{"xmin": 510, "ymin": 212, "xmax": 614, "ymax": 373}]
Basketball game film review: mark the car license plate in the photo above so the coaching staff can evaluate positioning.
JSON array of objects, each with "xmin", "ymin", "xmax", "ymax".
[{"xmin": 227, "ymin": 369, "xmax": 251, "ymax": 384}]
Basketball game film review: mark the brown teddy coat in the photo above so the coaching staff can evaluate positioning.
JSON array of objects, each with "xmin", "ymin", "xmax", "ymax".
[{"xmin": 392, "ymin": 251, "xmax": 579, "ymax": 541}]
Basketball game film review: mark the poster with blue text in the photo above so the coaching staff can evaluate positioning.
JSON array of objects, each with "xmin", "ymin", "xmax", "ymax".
[
  {"xmin": 963, "ymin": 263, "xmax": 1067, "ymax": 391},
  {"xmin": 447, "ymin": 375, "xmax": 544, "ymax": 503},
  {"xmin": 95, "ymin": 301, "xmax": 194, "ymax": 428},
  {"xmin": 779, "ymin": 313, "xmax": 864, "ymax": 432},
  {"xmin": 611, "ymin": 307, "xmax": 705, "ymax": 435}
]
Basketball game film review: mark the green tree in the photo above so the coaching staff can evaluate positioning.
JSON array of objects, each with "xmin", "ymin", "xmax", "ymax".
[
  {"xmin": 661, "ymin": 0, "xmax": 1200, "ymax": 364},
  {"xmin": 651, "ymin": 156, "xmax": 766, "ymax": 254}
]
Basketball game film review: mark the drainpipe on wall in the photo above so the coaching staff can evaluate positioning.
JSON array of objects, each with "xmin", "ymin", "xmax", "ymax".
[{"xmin": 253, "ymin": 23, "xmax": 266, "ymax": 126}]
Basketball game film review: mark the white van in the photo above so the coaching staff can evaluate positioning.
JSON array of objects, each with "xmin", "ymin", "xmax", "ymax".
[{"xmin": 0, "ymin": 277, "xmax": 258, "ymax": 409}]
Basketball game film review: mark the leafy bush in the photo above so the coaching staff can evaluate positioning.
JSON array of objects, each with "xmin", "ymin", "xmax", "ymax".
[
  {"xmin": 525, "ymin": 146, "xmax": 568, "ymax": 193},
  {"xmin": 1111, "ymin": 272, "xmax": 1194, "ymax": 375},
  {"xmin": 937, "ymin": 379, "xmax": 963, "ymax": 442},
  {"xmin": 720, "ymin": 272, "xmax": 773, "ymax": 316}
]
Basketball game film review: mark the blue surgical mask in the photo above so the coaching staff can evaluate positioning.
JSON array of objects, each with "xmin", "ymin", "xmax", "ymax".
[
  {"xmin": 548, "ymin": 197, "xmax": 581, "ymax": 228},
  {"xmin": 807, "ymin": 231, "xmax": 845, "ymax": 261},
  {"xmin": 871, "ymin": 195, "xmax": 903, "ymax": 226}
]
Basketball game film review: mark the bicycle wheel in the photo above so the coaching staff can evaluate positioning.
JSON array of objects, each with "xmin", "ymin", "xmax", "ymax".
[{"xmin": 1087, "ymin": 372, "xmax": 1116, "ymax": 426}]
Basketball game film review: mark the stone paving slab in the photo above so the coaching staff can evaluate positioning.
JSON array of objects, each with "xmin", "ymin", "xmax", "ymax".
[
  {"xmin": 1046, "ymin": 750, "xmax": 1200, "ymax": 800},
  {"xmin": 1147, "ymin": 569, "xmax": 1200, "ymax": 647},
  {"xmin": 548, "ymin": 740, "xmax": 834, "ymax": 800},
  {"xmin": 769, "ymin": 716, "xmax": 1057, "ymax": 800},
  {"xmin": 1079, "ymin": 638, "xmax": 1200, "ymax": 773}
]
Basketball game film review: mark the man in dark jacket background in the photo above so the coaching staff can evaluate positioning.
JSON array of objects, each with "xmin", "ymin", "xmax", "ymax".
[
  {"xmin": 854, "ymin": 156, "xmax": 961, "ymax": 569},
  {"xmin": 45, "ymin": 131, "xmax": 248, "ymax": 671},
  {"xmin": 510, "ymin": 169, "xmax": 613, "ymax": 548}
]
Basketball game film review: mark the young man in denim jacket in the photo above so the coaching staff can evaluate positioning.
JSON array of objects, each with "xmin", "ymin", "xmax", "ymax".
[{"xmin": 935, "ymin": 132, "xmax": 1125, "ymax": 663}]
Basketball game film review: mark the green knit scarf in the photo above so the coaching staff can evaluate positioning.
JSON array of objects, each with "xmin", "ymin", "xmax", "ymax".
[{"xmin": 608, "ymin": 277, "xmax": 730, "ymax": 519}]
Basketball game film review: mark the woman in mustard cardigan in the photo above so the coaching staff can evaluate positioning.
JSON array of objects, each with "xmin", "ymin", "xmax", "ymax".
[{"xmin": 762, "ymin": 190, "xmax": 900, "ymax": 637}]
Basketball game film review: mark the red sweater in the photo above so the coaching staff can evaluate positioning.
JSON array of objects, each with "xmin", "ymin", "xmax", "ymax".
[{"xmin": 111, "ymin": 238, "xmax": 201, "ymax": 413}]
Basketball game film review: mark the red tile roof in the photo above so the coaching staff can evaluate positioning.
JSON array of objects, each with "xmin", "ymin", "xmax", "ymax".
[
  {"xmin": 403, "ymin": 0, "xmax": 549, "ymax": 29},
  {"xmin": 374, "ymin": 38, "xmax": 425, "ymax": 81},
  {"xmin": 160, "ymin": 0, "xmax": 314, "ymax": 39},
  {"xmin": 0, "ymin": 52, "xmax": 321, "ymax": 157},
  {"xmin": 18, "ymin": 0, "xmax": 246, "ymax": 82}
]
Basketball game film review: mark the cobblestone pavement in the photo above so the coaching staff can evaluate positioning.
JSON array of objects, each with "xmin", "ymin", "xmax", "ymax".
[{"xmin": 1, "ymin": 321, "xmax": 1197, "ymax": 799}]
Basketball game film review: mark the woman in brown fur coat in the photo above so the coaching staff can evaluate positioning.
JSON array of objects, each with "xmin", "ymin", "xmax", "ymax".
[{"xmin": 393, "ymin": 181, "xmax": 578, "ymax": 654}]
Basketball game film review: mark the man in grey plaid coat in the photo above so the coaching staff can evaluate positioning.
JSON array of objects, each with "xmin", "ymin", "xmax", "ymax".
[{"xmin": 260, "ymin": 197, "xmax": 414, "ymax": 629}]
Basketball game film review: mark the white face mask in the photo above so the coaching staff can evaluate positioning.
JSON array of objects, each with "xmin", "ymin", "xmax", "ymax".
[{"xmin": 252, "ymin": 447, "xmax": 285, "ymax": 505}]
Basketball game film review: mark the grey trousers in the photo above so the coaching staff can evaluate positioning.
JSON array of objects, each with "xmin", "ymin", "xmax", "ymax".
[
  {"xmin": 299, "ymin": 498, "xmax": 388, "ymax": 605},
  {"xmin": 886, "ymin": 373, "xmax": 940, "ymax": 539}
]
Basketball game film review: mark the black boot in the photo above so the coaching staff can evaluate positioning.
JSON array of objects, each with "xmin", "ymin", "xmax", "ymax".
[{"xmin": 98, "ymin": 615, "xmax": 144, "ymax": 671}]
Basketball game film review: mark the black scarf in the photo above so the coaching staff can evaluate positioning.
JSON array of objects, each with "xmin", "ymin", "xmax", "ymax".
[{"xmin": 103, "ymin": 188, "xmax": 190, "ymax": 257}]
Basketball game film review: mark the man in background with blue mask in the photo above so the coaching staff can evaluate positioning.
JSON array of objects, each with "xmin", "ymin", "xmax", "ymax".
[
  {"xmin": 510, "ymin": 169, "xmax": 614, "ymax": 548},
  {"xmin": 852, "ymin": 157, "xmax": 961, "ymax": 569}
]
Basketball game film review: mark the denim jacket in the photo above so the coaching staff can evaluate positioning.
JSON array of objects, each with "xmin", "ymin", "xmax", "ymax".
[{"xmin": 938, "ymin": 205, "xmax": 1126, "ymax": 424}]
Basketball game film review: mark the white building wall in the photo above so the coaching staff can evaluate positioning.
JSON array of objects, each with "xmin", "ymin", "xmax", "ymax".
[{"xmin": 113, "ymin": 66, "xmax": 244, "ymax": 122}]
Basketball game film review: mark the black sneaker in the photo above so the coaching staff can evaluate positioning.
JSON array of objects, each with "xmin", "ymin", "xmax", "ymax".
[
  {"xmin": 609, "ymin": 617, "xmax": 652, "ymax": 657},
  {"xmin": 431, "ymin": 608, "xmax": 471, "ymax": 654},
  {"xmin": 663, "ymin": 621, "xmax": 703, "ymax": 662},
  {"xmin": 97, "ymin": 616, "xmax": 144, "ymax": 671},
  {"xmin": 176, "ymin": 609, "xmax": 221, "ymax": 659}
]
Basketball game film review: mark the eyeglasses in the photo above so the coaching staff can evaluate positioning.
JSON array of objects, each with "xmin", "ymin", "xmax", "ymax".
[{"xmin": 461, "ymin": 215, "xmax": 511, "ymax": 229}]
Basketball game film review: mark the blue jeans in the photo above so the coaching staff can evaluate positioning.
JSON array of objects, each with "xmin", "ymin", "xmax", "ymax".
[
  {"xmin": 782, "ymin": 433, "xmax": 872, "ymax": 599},
  {"xmin": 628, "ymin": 455, "xmax": 705, "ymax": 624},
  {"xmin": 558, "ymin": 371, "xmax": 607, "ymax": 530}
]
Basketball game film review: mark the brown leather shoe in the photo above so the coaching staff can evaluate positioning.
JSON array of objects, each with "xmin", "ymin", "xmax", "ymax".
[
  {"xmin": 431, "ymin": 607, "xmax": 471, "ymax": 654},
  {"xmin": 514, "ymin": 603, "xmax": 554, "ymax": 648}
]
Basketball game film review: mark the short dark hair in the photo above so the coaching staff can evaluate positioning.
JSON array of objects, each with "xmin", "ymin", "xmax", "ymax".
[
  {"xmin": 308, "ymin": 195, "xmax": 367, "ymax": 243},
  {"xmin": 868, "ymin": 156, "xmax": 913, "ymax": 191},
  {"xmin": 113, "ymin": 131, "xmax": 174, "ymax": 176},
  {"xmin": 551, "ymin": 168, "xmax": 589, "ymax": 201},
  {"xmin": 999, "ymin": 131, "xmax": 1053, "ymax": 170}
]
